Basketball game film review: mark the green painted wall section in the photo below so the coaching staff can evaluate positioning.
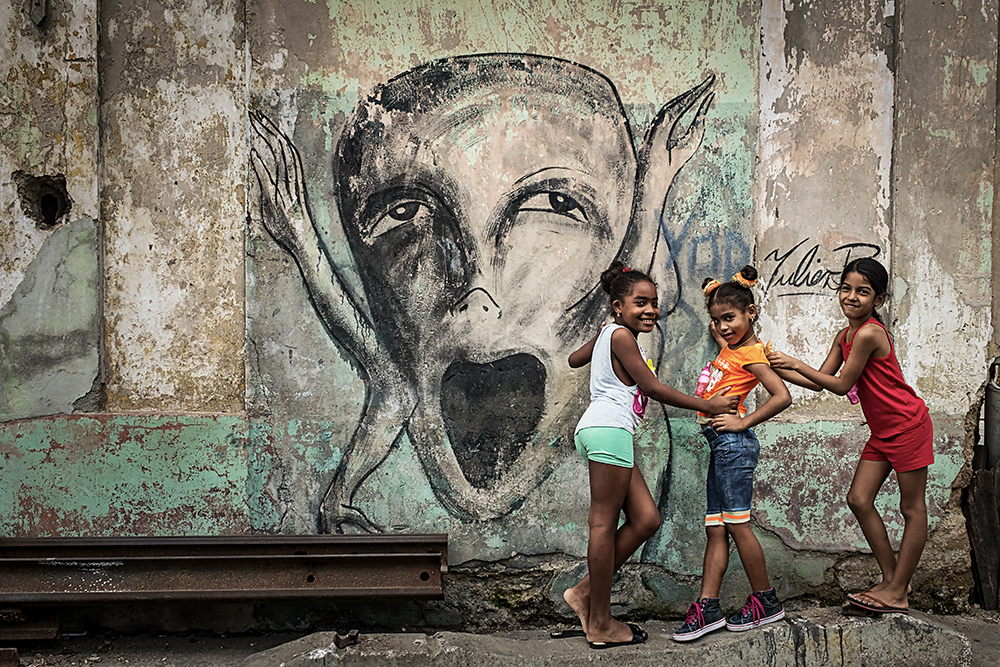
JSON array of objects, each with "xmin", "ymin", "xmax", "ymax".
[
  {"xmin": 318, "ymin": 0, "xmax": 756, "ymax": 106},
  {"xmin": 0, "ymin": 415, "xmax": 249, "ymax": 536},
  {"xmin": 247, "ymin": 417, "xmax": 347, "ymax": 533},
  {"xmin": 754, "ymin": 419, "xmax": 965, "ymax": 552}
]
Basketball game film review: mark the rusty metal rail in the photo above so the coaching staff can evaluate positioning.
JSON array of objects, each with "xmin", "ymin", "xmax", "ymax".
[{"xmin": 0, "ymin": 535, "xmax": 447, "ymax": 604}]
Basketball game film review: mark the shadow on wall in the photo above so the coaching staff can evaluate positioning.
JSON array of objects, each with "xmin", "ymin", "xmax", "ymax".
[{"xmin": 250, "ymin": 53, "xmax": 715, "ymax": 534}]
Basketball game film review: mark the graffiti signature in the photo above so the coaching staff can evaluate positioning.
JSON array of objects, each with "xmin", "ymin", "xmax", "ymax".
[{"xmin": 762, "ymin": 240, "xmax": 881, "ymax": 297}]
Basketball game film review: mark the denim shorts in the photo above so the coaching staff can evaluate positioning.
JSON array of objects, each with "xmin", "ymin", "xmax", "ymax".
[{"xmin": 702, "ymin": 426, "xmax": 760, "ymax": 526}]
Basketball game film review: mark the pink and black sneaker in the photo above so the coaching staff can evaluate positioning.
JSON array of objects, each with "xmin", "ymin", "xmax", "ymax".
[
  {"xmin": 673, "ymin": 597, "xmax": 726, "ymax": 641},
  {"xmin": 726, "ymin": 588, "xmax": 785, "ymax": 631}
]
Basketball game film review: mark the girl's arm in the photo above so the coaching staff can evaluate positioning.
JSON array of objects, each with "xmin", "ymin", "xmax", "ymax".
[
  {"xmin": 610, "ymin": 328, "xmax": 738, "ymax": 414},
  {"xmin": 710, "ymin": 363, "xmax": 791, "ymax": 432},
  {"xmin": 568, "ymin": 325, "xmax": 603, "ymax": 368},
  {"xmin": 769, "ymin": 324, "xmax": 886, "ymax": 395},
  {"xmin": 771, "ymin": 367, "xmax": 820, "ymax": 390},
  {"xmin": 768, "ymin": 334, "xmax": 844, "ymax": 391}
]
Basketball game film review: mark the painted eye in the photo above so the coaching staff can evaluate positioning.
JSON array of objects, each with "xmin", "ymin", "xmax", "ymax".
[
  {"xmin": 388, "ymin": 202, "xmax": 420, "ymax": 221},
  {"xmin": 518, "ymin": 191, "xmax": 589, "ymax": 224},
  {"xmin": 548, "ymin": 193, "xmax": 577, "ymax": 214},
  {"xmin": 369, "ymin": 200, "xmax": 434, "ymax": 238}
]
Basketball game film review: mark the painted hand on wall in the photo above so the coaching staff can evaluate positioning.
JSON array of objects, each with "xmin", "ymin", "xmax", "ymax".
[{"xmin": 251, "ymin": 55, "xmax": 714, "ymax": 533}]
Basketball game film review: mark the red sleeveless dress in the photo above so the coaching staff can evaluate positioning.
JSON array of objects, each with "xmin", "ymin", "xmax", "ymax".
[{"xmin": 840, "ymin": 318, "xmax": 933, "ymax": 471}]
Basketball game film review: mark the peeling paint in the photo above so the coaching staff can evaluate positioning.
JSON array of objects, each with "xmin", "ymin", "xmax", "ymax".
[
  {"xmin": 0, "ymin": 0, "xmax": 99, "ymax": 309},
  {"xmin": 100, "ymin": 1, "xmax": 246, "ymax": 412},
  {"xmin": 0, "ymin": 218, "xmax": 100, "ymax": 421},
  {"xmin": 0, "ymin": 414, "xmax": 249, "ymax": 536},
  {"xmin": 754, "ymin": 420, "xmax": 965, "ymax": 552}
]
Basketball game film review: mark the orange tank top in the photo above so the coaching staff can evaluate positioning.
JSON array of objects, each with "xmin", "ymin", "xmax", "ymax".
[{"xmin": 697, "ymin": 341, "xmax": 769, "ymax": 420}]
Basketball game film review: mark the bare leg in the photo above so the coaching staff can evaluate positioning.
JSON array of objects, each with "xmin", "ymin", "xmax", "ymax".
[
  {"xmin": 564, "ymin": 464, "xmax": 662, "ymax": 631},
  {"xmin": 567, "ymin": 462, "xmax": 660, "ymax": 643},
  {"xmin": 698, "ymin": 525, "xmax": 729, "ymax": 599},
  {"xmin": 858, "ymin": 467, "xmax": 928, "ymax": 609},
  {"xmin": 846, "ymin": 459, "xmax": 895, "ymax": 585},
  {"xmin": 725, "ymin": 522, "xmax": 770, "ymax": 592}
]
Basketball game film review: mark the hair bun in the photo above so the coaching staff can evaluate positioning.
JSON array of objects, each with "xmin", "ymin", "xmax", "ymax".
[
  {"xmin": 599, "ymin": 260, "xmax": 626, "ymax": 294},
  {"xmin": 702, "ymin": 278, "xmax": 721, "ymax": 296},
  {"xmin": 732, "ymin": 265, "xmax": 757, "ymax": 288}
]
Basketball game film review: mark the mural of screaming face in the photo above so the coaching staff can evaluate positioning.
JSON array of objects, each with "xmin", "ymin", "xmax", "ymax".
[{"xmin": 251, "ymin": 54, "xmax": 713, "ymax": 532}]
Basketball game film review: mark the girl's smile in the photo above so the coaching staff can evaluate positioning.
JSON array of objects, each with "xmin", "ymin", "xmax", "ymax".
[
  {"xmin": 613, "ymin": 281, "xmax": 660, "ymax": 333},
  {"xmin": 839, "ymin": 271, "xmax": 885, "ymax": 322},
  {"xmin": 709, "ymin": 301, "xmax": 757, "ymax": 348}
]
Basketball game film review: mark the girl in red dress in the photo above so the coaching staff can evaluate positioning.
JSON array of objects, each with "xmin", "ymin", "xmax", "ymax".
[{"xmin": 768, "ymin": 258, "xmax": 932, "ymax": 614}]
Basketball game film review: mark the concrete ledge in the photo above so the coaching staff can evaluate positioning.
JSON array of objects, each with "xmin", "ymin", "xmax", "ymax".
[{"xmin": 240, "ymin": 607, "xmax": 971, "ymax": 666}]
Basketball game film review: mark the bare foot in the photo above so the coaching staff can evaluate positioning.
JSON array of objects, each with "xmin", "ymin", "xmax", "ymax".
[
  {"xmin": 563, "ymin": 585, "xmax": 590, "ymax": 634},
  {"xmin": 866, "ymin": 581, "xmax": 907, "ymax": 594},
  {"xmin": 867, "ymin": 580, "xmax": 889, "ymax": 594},
  {"xmin": 586, "ymin": 618, "xmax": 639, "ymax": 644}
]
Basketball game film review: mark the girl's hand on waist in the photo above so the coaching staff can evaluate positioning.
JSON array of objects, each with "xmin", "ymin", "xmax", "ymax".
[
  {"xmin": 711, "ymin": 413, "xmax": 744, "ymax": 432},
  {"xmin": 704, "ymin": 390, "xmax": 738, "ymax": 415}
]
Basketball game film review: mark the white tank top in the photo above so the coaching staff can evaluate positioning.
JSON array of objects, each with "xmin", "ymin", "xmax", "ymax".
[{"xmin": 574, "ymin": 323, "xmax": 645, "ymax": 435}]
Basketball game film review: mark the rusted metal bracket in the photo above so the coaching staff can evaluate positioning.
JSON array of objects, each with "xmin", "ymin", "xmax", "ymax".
[
  {"xmin": 0, "ymin": 535, "xmax": 447, "ymax": 604},
  {"xmin": 334, "ymin": 629, "xmax": 360, "ymax": 648},
  {"xmin": 0, "ymin": 647, "xmax": 18, "ymax": 667}
]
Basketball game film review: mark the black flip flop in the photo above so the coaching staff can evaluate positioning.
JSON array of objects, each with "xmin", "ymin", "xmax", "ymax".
[
  {"xmin": 549, "ymin": 628, "xmax": 586, "ymax": 639},
  {"xmin": 627, "ymin": 623, "xmax": 648, "ymax": 640},
  {"xmin": 588, "ymin": 625, "xmax": 648, "ymax": 649}
]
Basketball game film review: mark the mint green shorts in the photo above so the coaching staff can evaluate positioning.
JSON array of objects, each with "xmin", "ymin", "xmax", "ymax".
[{"xmin": 575, "ymin": 427, "xmax": 634, "ymax": 468}]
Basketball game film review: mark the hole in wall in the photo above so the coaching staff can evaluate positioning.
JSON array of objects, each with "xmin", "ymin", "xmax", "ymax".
[{"xmin": 13, "ymin": 171, "xmax": 72, "ymax": 230}]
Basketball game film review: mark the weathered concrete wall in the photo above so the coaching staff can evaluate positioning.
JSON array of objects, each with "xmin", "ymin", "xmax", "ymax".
[
  {"xmin": 0, "ymin": 0, "xmax": 995, "ymax": 631},
  {"xmin": 755, "ymin": 0, "xmax": 994, "ymax": 610},
  {"xmin": 890, "ymin": 0, "xmax": 997, "ymax": 601},
  {"xmin": 1, "ymin": 0, "xmax": 100, "ymax": 419},
  {"xmin": 99, "ymin": 0, "xmax": 247, "ymax": 412}
]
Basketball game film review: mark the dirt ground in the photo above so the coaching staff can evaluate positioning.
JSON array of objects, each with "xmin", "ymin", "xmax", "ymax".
[{"xmin": 7, "ymin": 608, "xmax": 1000, "ymax": 667}]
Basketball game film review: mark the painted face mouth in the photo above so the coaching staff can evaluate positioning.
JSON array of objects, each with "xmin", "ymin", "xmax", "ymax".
[{"xmin": 441, "ymin": 354, "xmax": 546, "ymax": 490}]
